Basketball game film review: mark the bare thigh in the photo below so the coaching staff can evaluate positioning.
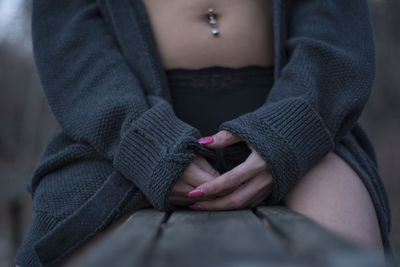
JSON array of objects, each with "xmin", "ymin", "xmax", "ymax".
[{"xmin": 284, "ymin": 151, "xmax": 383, "ymax": 252}]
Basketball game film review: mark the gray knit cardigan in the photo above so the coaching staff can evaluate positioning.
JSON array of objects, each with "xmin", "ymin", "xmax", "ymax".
[{"xmin": 15, "ymin": 0, "xmax": 392, "ymax": 266}]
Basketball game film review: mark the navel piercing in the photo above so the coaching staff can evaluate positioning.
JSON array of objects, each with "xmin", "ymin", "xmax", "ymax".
[{"xmin": 207, "ymin": 8, "xmax": 219, "ymax": 36}]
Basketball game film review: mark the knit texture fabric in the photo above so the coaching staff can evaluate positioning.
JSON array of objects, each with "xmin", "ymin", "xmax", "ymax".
[
  {"xmin": 219, "ymin": 0, "xmax": 376, "ymax": 204},
  {"xmin": 15, "ymin": 0, "xmax": 392, "ymax": 266}
]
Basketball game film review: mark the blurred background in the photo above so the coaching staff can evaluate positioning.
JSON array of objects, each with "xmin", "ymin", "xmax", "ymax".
[{"xmin": 0, "ymin": 0, "xmax": 399, "ymax": 266}]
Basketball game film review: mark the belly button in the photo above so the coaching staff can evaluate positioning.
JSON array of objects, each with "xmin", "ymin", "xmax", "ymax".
[{"xmin": 207, "ymin": 8, "xmax": 219, "ymax": 37}]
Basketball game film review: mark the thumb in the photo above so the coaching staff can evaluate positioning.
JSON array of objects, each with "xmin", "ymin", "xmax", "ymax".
[{"xmin": 197, "ymin": 130, "xmax": 242, "ymax": 149}]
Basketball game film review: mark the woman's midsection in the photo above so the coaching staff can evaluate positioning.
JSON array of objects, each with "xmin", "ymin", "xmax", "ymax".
[{"xmin": 141, "ymin": 0, "xmax": 274, "ymax": 70}]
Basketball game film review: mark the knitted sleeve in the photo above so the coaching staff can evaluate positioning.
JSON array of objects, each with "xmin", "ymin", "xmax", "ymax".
[
  {"xmin": 31, "ymin": 0, "xmax": 216, "ymax": 212},
  {"xmin": 217, "ymin": 0, "xmax": 376, "ymax": 204}
]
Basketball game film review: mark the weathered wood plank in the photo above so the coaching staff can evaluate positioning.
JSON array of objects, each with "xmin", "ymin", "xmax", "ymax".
[
  {"xmin": 149, "ymin": 209, "xmax": 305, "ymax": 267},
  {"xmin": 255, "ymin": 206, "xmax": 386, "ymax": 267},
  {"xmin": 69, "ymin": 209, "xmax": 167, "ymax": 267}
]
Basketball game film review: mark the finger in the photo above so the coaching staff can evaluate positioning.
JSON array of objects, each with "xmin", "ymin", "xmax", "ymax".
[
  {"xmin": 190, "ymin": 184, "xmax": 248, "ymax": 211},
  {"xmin": 193, "ymin": 154, "xmax": 240, "ymax": 198},
  {"xmin": 187, "ymin": 185, "xmax": 237, "ymax": 201},
  {"xmin": 171, "ymin": 178, "xmax": 195, "ymax": 197},
  {"xmin": 193, "ymin": 154, "xmax": 220, "ymax": 177},
  {"xmin": 191, "ymin": 172, "xmax": 272, "ymax": 211},
  {"xmin": 183, "ymin": 162, "xmax": 219, "ymax": 188},
  {"xmin": 215, "ymin": 186, "xmax": 238, "ymax": 197},
  {"xmin": 188, "ymin": 153, "xmax": 263, "ymax": 197},
  {"xmin": 198, "ymin": 130, "xmax": 242, "ymax": 149}
]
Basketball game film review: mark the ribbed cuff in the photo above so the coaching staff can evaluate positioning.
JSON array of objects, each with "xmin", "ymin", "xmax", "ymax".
[
  {"xmin": 218, "ymin": 97, "xmax": 334, "ymax": 204},
  {"xmin": 114, "ymin": 100, "xmax": 218, "ymax": 211}
]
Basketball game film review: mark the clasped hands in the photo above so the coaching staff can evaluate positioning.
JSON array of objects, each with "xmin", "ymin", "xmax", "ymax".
[{"xmin": 168, "ymin": 130, "xmax": 273, "ymax": 211}]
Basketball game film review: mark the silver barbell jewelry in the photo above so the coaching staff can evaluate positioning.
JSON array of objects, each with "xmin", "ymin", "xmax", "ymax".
[{"xmin": 207, "ymin": 8, "xmax": 219, "ymax": 36}]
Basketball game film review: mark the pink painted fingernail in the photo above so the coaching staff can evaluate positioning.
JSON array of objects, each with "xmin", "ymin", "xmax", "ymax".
[
  {"xmin": 189, "ymin": 204, "xmax": 204, "ymax": 211},
  {"xmin": 187, "ymin": 189, "xmax": 204, "ymax": 197},
  {"xmin": 197, "ymin": 136, "xmax": 214, "ymax": 145}
]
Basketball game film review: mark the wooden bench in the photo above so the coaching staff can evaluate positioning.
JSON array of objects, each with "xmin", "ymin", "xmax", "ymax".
[{"xmin": 67, "ymin": 205, "xmax": 386, "ymax": 267}]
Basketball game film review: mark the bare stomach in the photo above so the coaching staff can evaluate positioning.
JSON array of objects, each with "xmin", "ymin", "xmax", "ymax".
[{"xmin": 141, "ymin": 0, "xmax": 274, "ymax": 70}]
